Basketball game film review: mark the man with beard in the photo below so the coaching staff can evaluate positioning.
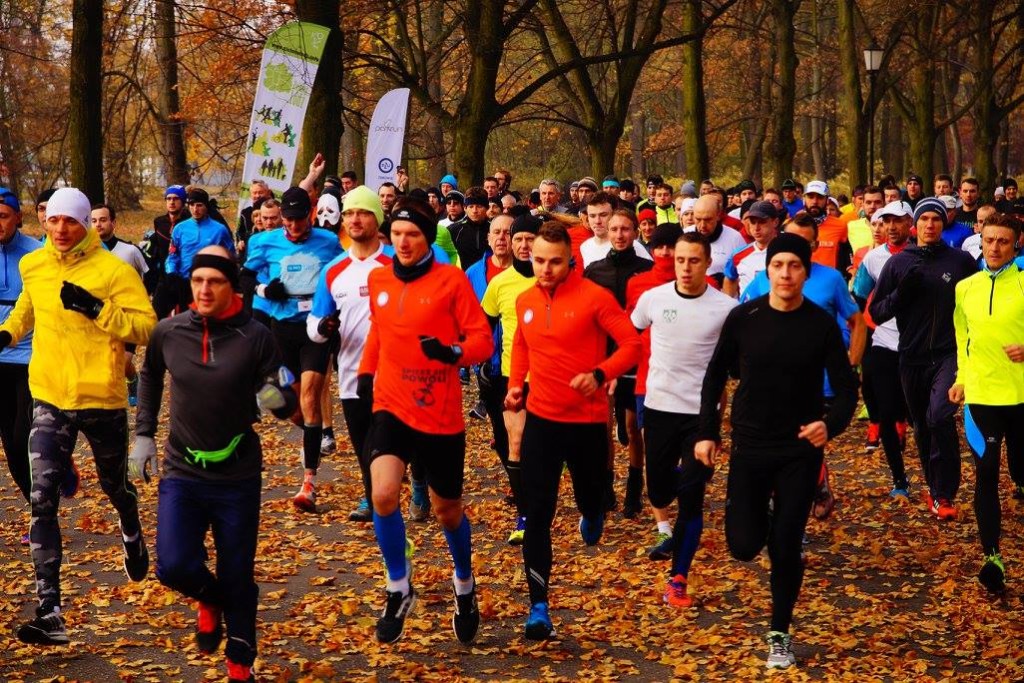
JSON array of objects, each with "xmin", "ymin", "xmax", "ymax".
[{"xmin": 802, "ymin": 181, "xmax": 852, "ymax": 279}]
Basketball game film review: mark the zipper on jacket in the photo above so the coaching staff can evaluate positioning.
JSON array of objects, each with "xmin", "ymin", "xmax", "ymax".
[
  {"xmin": 989, "ymin": 273, "xmax": 996, "ymax": 315},
  {"xmin": 202, "ymin": 317, "xmax": 210, "ymax": 364}
]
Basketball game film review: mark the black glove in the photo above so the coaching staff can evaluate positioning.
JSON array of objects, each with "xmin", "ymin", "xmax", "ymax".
[
  {"xmin": 263, "ymin": 278, "xmax": 289, "ymax": 302},
  {"xmin": 60, "ymin": 281, "xmax": 104, "ymax": 319},
  {"xmin": 419, "ymin": 335, "xmax": 461, "ymax": 365},
  {"xmin": 0, "ymin": 331, "xmax": 11, "ymax": 350},
  {"xmin": 356, "ymin": 373, "xmax": 374, "ymax": 405},
  {"xmin": 317, "ymin": 311, "xmax": 341, "ymax": 338}
]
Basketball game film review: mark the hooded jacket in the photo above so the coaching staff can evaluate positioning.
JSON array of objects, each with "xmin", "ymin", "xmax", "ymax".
[
  {"xmin": 0, "ymin": 229, "xmax": 156, "ymax": 409},
  {"xmin": 869, "ymin": 240, "xmax": 977, "ymax": 362},
  {"xmin": 448, "ymin": 216, "xmax": 491, "ymax": 269},
  {"xmin": 0, "ymin": 230, "xmax": 43, "ymax": 364}
]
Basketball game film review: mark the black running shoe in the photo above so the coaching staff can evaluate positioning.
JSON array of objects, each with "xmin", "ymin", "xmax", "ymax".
[
  {"xmin": 376, "ymin": 587, "xmax": 416, "ymax": 644},
  {"xmin": 452, "ymin": 584, "xmax": 480, "ymax": 644},
  {"xmin": 16, "ymin": 609, "xmax": 69, "ymax": 645},
  {"xmin": 123, "ymin": 533, "xmax": 149, "ymax": 582}
]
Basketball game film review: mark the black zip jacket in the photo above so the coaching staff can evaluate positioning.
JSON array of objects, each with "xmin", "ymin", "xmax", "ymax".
[
  {"xmin": 449, "ymin": 217, "xmax": 491, "ymax": 269},
  {"xmin": 583, "ymin": 247, "xmax": 653, "ymax": 307},
  {"xmin": 136, "ymin": 302, "xmax": 282, "ymax": 481},
  {"xmin": 869, "ymin": 241, "xmax": 977, "ymax": 362}
]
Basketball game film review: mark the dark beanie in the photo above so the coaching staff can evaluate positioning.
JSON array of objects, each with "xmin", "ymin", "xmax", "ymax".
[
  {"xmin": 766, "ymin": 232, "xmax": 812, "ymax": 277},
  {"xmin": 913, "ymin": 197, "xmax": 949, "ymax": 230},
  {"xmin": 391, "ymin": 205, "xmax": 438, "ymax": 245},
  {"xmin": 649, "ymin": 222, "xmax": 683, "ymax": 249},
  {"xmin": 510, "ymin": 213, "xmax": 543, "ymax": 237}
]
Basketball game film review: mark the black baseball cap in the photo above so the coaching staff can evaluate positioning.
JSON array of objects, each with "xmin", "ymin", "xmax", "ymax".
[{"xmin": 281, "ymin": 187, "xmax": 311, "ymax": 218}]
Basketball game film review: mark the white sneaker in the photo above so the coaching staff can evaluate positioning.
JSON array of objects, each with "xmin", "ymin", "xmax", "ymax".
[{"xmin": 766, "ymin": 631, "xmax": 796, "ymax": 669}]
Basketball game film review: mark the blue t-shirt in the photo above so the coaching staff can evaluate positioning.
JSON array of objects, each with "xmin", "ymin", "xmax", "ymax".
[
  {"xmin": 244, "ymin": 228, "xmax": 343, "ymax": 322},
  {"xmin": 783, "ymin": 198, "xmax": 805, "ymax": 218},
  {"xmin": 941, "ymin": 223, "xmax": 973, "ymax": 250}
]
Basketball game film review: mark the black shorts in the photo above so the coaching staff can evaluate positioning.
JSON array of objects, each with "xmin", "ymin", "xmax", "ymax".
[
  {"xmin": 643, "ymin": 407, "xmax": 710, "ymax": 509},
  {"xmin": 366, "ymin": 410, "xmax": 466, "ymax": 500},
  {"xmin": 271, "ymin": 319, "xmax": 330, "ymax": 376},
  {"xmin": 614, "ymin": 376, "xmax": 637, "ymax": 414}
]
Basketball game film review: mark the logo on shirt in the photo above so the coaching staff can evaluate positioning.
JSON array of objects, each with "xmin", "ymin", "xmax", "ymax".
[
  {"xmin": 662, "ymin": 309, "xmax": 678, "ymax": 322},
  {"xmin": 942, "ymin": 272, "xmax": 952, "ymax": 283},
  {"xmin": 523, "ymin": 308, "xmax": 534, "ymax": 324},
  {"xmin": 377, "ymin": 291, "xmax": 389, "ymax": 306},
  {"xmin": 359, "ymin": 285, "xmax": 369, "ymax": 297}
]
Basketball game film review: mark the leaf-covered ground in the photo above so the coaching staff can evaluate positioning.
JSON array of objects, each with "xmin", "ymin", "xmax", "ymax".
[{"xmin": 1, "ymin": 387, "xmax": 1022, "ymax": 682}]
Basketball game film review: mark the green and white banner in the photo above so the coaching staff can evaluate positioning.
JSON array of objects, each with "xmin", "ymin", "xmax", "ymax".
[{"xmin": 240, "ymin": 21, "xmax": 329, "ymax": 211}]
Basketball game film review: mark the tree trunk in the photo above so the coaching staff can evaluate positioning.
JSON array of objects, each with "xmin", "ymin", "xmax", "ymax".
[
  {"xmin": 769, "ymin": 0, "xmax": 798, "ymax": 187},
  {"xmin": 999, "ymin": 117, "xmax": 1010, "ymax": 183},
  {"xmin": 630, "ymin": 110, "xmax": 646, "ymax": 179},
  {"xmin": 154, "ymin": 0, "xmax": 189, "ymax": 185},
  {"xmin": 69, "ymin": 0, "xmax": 104, "ymax": 201},
  {"xmin": 680, "ymin": 0, "xmax": 709, "ymax": 181},
  {"xmin": 294, "ymin": 0, "xmax": 343, "ymax": 182},
  {"xmin": 836, "ymin": 0, "xmax": 864, "ymax": 186},
  {"xmin": 423, "ymin": 0, "xmax": 446, "ymax": 184}
]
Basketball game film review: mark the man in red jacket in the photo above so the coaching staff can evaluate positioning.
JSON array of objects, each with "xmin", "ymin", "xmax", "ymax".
[
  {"xmin": 504, "ymin": 222, "xmax": 641, "ymax": 640},
  {"xmin": 357, "ymin": 197, "xmax": 494, "ymax": 646}
]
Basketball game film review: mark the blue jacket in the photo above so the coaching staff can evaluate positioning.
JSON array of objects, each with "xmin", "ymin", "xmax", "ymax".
[
  {"xmin": 0, "ymin": 231, "xmax": 43, "ymax": 364},
  {"xmin": 869, "ymin": 241, "xmax": 977, "ymax": 362},
  {"xmin": 165, "ymin": 216, "xmax": 235, "ymax": 277},
  {"xmin": 466, "ymin": 251, "xmax": 502, "ymax": 375}
]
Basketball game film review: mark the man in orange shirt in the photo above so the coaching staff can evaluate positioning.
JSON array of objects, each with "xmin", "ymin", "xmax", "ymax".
[
  {"xmin": 505, "ymin": 222, "xmax": 641, "ymax": 640},
  {"xmin": 357, "ymin": 197, "xmax": 494, "ymax": 646},
  {"xmin": 803, "ymin": 180, "xmax": 853, "ymax": 280}
]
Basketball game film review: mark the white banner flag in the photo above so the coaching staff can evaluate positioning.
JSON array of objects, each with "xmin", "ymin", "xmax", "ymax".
[
  {"xmin": 239, "ymin": 21, "xmax": 329, "ymax": 217},
  {"xmin": 364, "ymin": 88, "xmax": 410, "ymax": 191}
]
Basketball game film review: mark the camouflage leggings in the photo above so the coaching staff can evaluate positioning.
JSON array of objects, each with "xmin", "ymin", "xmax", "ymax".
[{"xmin": 29, "ymin": 401, "xmax": 140, "ymax": 613}]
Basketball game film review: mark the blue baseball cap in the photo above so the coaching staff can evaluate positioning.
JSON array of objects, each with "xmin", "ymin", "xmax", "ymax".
[
  {"xmin": 0, "ymin": 187, "xmax": 21, "ymax": 213},
  {"xmin": 165, "ymin": 185, "xmax": 187, "ymax": 200}
]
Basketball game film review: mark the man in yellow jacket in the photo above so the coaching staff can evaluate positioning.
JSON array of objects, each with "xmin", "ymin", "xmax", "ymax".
[{"xmin": 0, "ymin": 187, "xmax": 157, "ymax": 646}]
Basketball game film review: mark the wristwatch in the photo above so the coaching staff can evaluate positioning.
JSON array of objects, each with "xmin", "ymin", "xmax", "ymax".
[
  {"xmin": 592, "ymin": 368, "xmax": 606, "ymax": 385},
  {"xmin": 452, "ymin": 344, "xmax": 464, "ymax": 359}
]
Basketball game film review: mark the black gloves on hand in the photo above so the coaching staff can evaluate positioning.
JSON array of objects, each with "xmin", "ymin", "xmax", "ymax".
[
  {"xmin": 263, "ymin": 278, "xmax": 289, "ymax": 302},
  {"xmin": 317, "ymin": 311, "xmax": 341, "ymax": 338},
  {"xmin": 419, "ymin": 335, "xmax": 461, "ymax": 365},
  {"xmin": 60, "ymin": 281, "xmax": 104, "ymax": 319},
  {"xmin": 356, "ymin": 373, "xmax": 374, "ymax": 405}
]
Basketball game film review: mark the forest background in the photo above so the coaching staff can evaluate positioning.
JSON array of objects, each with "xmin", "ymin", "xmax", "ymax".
[{"xmin": 1, "ymin": 0, "xmax": 1023, "ymax": 211}]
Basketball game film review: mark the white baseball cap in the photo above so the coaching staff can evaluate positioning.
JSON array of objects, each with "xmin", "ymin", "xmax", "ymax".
[
  {"xmin": 874, "ymin": 201, "xmax": 913, "ymax": 220},
  {"xmin": 937, "ymin": 195, "xmax": 958, "ymax": 210},
  {"xmin": 804, "ymin": 180, "xmax": 829, "ymax": 196}
]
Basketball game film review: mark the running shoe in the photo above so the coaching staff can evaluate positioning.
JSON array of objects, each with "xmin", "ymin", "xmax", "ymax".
[
  {"xmin": 923, "ymin": 489, "xmax": 934, "ymax": 513},
  {"xmin": 320, "ymin": 434, "xmax": 336, "ymax": 455},
  {"xmin": 195, "ymin": 602, "xmax": 223, "ymax": 654},
  {"xmin": 376, "ymin": 585, "xmax": 417, "ymax": 644},
  {"xmin": 648, "ymin": 532, "xmax": 673, "ymax": 561},
  {"xmin": 293, "ymin": 480, "xmax": 316, "ymax": 513},
  {"xmin": 452, "ymin": 582, "xmax": 480, "ymax": 643},
  {"xmin": 16, "ymin": 608, "xmax": 69, "ymax": 645},
  {"xmin": 812, "ymin": 474, "xmax": 835, "ymax": 520},
  {"xmin": 468, "ymin": 401, "xmax": 488, "ymax": 420},
  {"xmin": 889, "ymin": 486, "xmax": 910, "ymax": 502},
  {"xmin": 524, "ymin": 602, "xmax": 555, "ymax": 640},
  {"xmin": 409, "ymin": 479, "xmax": 430, "ymax": 521},
  {"xmin": 934, "ymin": 498, "xmax": 958, "ymax": 521},
  {"xmin": 865, "ymin": 422, "xmax": 880, "ymax": 451},
  {"xmin": 978, "ymin": 553, "xmax": 1006, "ymax": 594},
  {"xmin": 766, "ymin": 631, "xmax": 796, "ymax": 669},
  {"xmin": 20, "ymin": 531, "xmax": 29, "ymax": 546},
  {"xmin": 349, "ymin": 498, "xmax": 373, "ymax": 522},
  {"xmin": 226, "ymin": 659, "xmax": 255, "ymax": 683},
  {"xmin": 663, "ymin": 574, "xmax": 692, "ymax": 608},
  {"xmin": 60, "ymin": 458, "xmax": 80, "ymax": 499},
  {"xmin": 122, "ymin": 531, "xmax": 149, "ymax": 582},
  {"xmin": 127, "ymin": 376, "xmax": 138, "ymax": 408},
  {"xmin": 579, "ymin": 515, "xmax": 603, "ymax": 546},
  {"xmin": 508, "ymin": 516, "xmax": 526, "ymax": 545}
]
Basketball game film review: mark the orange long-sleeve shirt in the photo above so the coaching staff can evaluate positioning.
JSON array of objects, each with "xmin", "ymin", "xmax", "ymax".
[
  {"xmin": 359, "ymin": 261, "xmax": 494, "ymax": 435},
  {"xmin": 510, "ymin": 272, "xmax": 641, "ymax": 424}
]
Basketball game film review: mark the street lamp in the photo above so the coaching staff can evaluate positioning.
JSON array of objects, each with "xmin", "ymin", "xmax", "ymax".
[{"xmin": 863, "ymin": 43, "xmax": 884, "ymax": 183}]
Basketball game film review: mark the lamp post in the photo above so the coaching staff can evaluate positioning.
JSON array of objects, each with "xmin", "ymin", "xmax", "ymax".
[{"xmin": 863, "ymin": 44, "xmax": 884, "ymax": 184}]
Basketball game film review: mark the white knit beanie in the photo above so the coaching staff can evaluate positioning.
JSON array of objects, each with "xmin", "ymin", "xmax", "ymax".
[{"xmin": 45, "ymin": 187, "xmax": 92, "ymax": 228}]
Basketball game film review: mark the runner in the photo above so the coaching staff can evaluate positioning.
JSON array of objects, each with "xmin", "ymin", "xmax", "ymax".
[
  {"xmin": 481, "ymin": 213, "xmax": 541, "ymax": 544},
  {"xmin": 722, "ymin": 201, "xmax": 779, "ymax": 297},
  {"xmin": 0, "ymin": 187, "xmax": 156, "ymax": 645},
  {"xmin": 583, "ymin": 209, "xmax": 653, "ymax": 517},
  {"xmin": 631, "ymin": 232, "xmax": 736, "ymax": 606},
  {"xmin": 241, "ymin": 186, "xmax": 342, "ymax": 512},
  {"xmin": 156, "ymin": 188, "xmax": 235, "ymax": 318},
  {"xmin": 91, "ymin": 204, "xmax": 149, "ymax": 407},
  {"xmin": 696, "ymin": 232, "xmax": 858, "ymax": 669},
  {"xmin": 358, "ymin": 197, "xmax": 492, "ymax": 645},
  {"xmin": 852, "ymin": 202, "xmax": 913, "ymax": 497},
  {"xmin": 131, "ymin": 246, "xmax": 297, "ymax": 683},
  {"xmin": 579, "ymin": 192, "xmax": 652, "ymax": 267},
  {"xmin": 307, "ymin": 186, "xmax": 392, "ymax": 522},
  {"xmin": 690, "ymin": 196, "xmax": 747, "ymax": 288},
  {"xmin": 505, "ymin": 222, "xmax": 641, "ymax": 640},
  {"xmin": 950, "ymin": 213, "xmax": 1024, "ymax": 593},
  {"xmin": 142, "ymin": 185, "xmax": 189, "ymax": 295},
  {"xmin": 0, "ymin": 188, "xmax": 41, "ymax": 528},
  {"xmin": 869, "ymin": 197, "xmax": 977, "ymax": 519}
]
